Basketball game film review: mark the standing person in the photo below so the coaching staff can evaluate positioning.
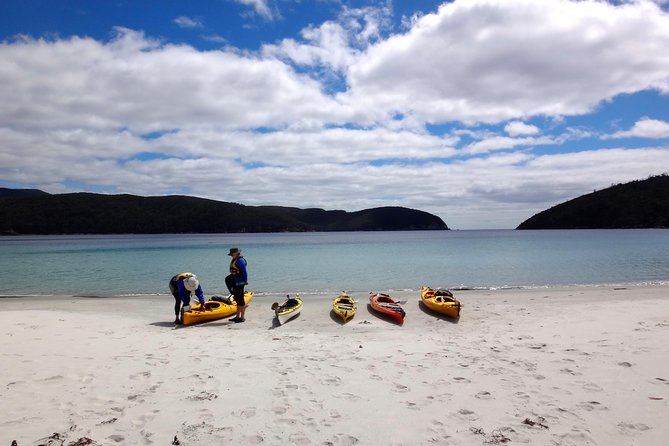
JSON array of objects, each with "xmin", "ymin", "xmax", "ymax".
[
  {"xmin": 226, "ymin": 248, "xmax": 248, "ymax": 323},
  {"xmin": 169, "ymin": 272, "xmax": 206, "ymax": 324}
]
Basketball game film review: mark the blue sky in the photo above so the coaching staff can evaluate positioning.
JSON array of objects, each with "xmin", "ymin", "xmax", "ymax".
[{"xmin": 1, "ymin": 0, "xmax": 669, "ymax": 228}]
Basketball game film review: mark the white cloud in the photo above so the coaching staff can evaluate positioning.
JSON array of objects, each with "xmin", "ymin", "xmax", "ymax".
[
  {"xmin": 263, "ymin": 21, "xmax": 355, "ymax": 72},
  {"xmin": 173, "ymin": 16, "xmax": 203, "ymax": 29},
  {"xmin": 201, "ymin": 34, "xmax": 227, "ymax": 44},
  {"xmin": 262, "ymin": 3, "xmax": 392, "ymax": 72},
  {"xmin": 2, "ymin": 2, "xmax": 669, "ymax": 228},
  {"xmin": 505, "ymin": 121, "xmax": 540, "ymax": 136},
  {"xmin": 608, "ymin": 118, "xmax": 669, "ymax": 139},
  {"xmin": 464, "ymin": 135, "xmax": 555, "ymax": 155},
  {"xmin": 235, "ymin": 0, "xmax": 275, "ymax": 21},
  {"xmin": 342, "ymin": 0, "xmax": 669, "ymax": 125},
  {"xmin": 152, "ymin": 127, "xmax": 459, "ymax": 165},
  {"xmin": 0, "ymin": 28, "xmax": 346, "ymax": 133}
]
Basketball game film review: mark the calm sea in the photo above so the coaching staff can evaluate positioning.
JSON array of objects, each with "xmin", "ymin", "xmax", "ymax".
[{"xmin": 1, "ymin": 230, "xmax": 668, "ymax": 296}]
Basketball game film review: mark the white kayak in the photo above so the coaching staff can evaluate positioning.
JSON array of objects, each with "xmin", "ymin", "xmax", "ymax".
[{"xmin": 272, "ymin": 294, "xmax": 303, "ymax": 325}]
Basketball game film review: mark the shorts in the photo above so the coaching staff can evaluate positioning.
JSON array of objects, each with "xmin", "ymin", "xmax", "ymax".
[
  {"xmin": 169, "ymin": 276, "xmax": 179, "ymax": 297},
  {"xmin": 232, "ymin": 285, "xmax": 246, "ymax": 307}
]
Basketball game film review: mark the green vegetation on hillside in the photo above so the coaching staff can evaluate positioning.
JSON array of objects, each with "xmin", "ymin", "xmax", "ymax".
[
  {"xmin": 517, "ymin": 175, "xmax": 669, "ymax": 229},
  {"xmin": 0, "ymin": 189, "xmax": 448, "ymax": 234}
]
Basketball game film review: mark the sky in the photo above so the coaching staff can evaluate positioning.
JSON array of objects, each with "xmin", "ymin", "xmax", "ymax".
[{"xmin": 1, "ymin": 0, "xmax": 669, "ymax": 229}]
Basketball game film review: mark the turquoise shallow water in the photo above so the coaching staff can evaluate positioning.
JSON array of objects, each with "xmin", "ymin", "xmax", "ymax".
[{"xmin": 1, "ymin": 230, "xmax": 668, "ymax": 296}]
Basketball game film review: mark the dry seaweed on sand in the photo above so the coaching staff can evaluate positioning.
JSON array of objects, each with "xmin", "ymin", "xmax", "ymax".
[
  {"xmin": 522, "ymin": 417, "xmax": 549, "ymax": 429},
  {"xmin": 33, "ymin": 433, "xmax": 98, "ymax": 446},
  {"xmin": 66, "ymin": 438, "xmax": 96, "ymax": 446}
]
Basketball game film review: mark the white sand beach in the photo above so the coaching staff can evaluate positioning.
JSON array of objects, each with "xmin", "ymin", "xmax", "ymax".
[{"xmin": 1, "ymin": 285, "xmax": 668, "ymax": 445}]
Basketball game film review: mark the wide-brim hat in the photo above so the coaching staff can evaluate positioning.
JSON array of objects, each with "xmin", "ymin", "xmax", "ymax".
[{"xmin": 228, "ymin": 247, "xmax": 241, "ymax": 256}]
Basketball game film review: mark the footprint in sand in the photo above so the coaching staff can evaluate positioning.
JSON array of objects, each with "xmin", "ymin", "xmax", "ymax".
[
  {"xmin": 475, "ymin": 391, "xmax": 492, "ymax": 400},
  {"xmin": 392, "ymin": 383, "xmax": 410, "ymax": 393},
  {"xmin": 320, "ymin": 375, "xmax": 343, "ymax": 386},
  {"xmin": 452, "ymin": 376, "xmax": 471, "ymax": 383},
  {"xmin": 335, "ymin": 392, "xmax": 360, "ymax": 401},
  {"xmin": 458, "ymin": 408, "xmax": 475, "ymax": 416},
  {"xmin": 130, "ymin": 371, "xmax": 151, "ymax": 379},
  {"xmin": 278, "ymin": 418, "xmax": 299, "ymax": 426},
  {"xmin": 127, "ymin": 394, "xmax": 143, "ymax": 402},
  {"xmin": 577, "ymin": 401, "xmax": 608, "ymax": 411},
  {"xmin": 288, "ymin": 433, "xmax": 311, "ymax": 445},
  {"xmin": 242, "ymin": 435, "xmax": 265, "ymax": 444},
  {"xmin": 331, "ymin": 434, "xmax": 360, "ymax": 445},
  {"xmin": 582, "ymin": 382, "xmax": 603, "ymax": 392},
  {"xmin": 273, "ymin": 406, "xmax": 287, "ymax": 415},
  {"xmin": 617, "ymin": 422, "xmax": 651, "ymax": 434},
  {"xmin": 239, "ymin": 407, "xmax": 256, "ymax": 418}
]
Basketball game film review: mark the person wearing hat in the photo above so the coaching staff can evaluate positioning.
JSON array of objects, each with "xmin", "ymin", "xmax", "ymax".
[
  {"xmin": 225, "ymin": 248, "xmax": 249, "ymax": 323},
  {"xmin": 169, "ymin": 272, "xmax": 206, "ymax": 324}
]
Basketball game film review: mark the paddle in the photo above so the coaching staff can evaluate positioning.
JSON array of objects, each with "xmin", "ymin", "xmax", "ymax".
[{"xmin": 271, "ymin": 302, "xmax": 279, "ymax": 310}]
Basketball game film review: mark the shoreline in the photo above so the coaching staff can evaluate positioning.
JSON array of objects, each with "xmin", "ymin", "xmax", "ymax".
[
  {"xmin": 2, "ymin": 284, "xmax": 668, "ymax": 445},
  {"xmin": 2, "ymin": 280, "xmax": 669, "ymax": 299}
]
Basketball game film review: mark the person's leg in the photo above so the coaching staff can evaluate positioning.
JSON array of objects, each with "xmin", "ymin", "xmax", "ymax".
[
  {"xmin": 173, "ymin": 294, "xmax": 182, "ymax": 323},
  {"xmin": 233, "ymin": 285, "xmax": 246, "ymax": 321},
  {"xmin": 225, "ymin": 275, "xmax": 235, "ymax": 294},
  {"xmin": 169, "ymin": 278, "xmax": 181, "ymax": 323}
]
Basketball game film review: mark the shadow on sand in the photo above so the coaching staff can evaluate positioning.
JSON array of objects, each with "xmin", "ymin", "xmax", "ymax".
[
  {"xmin": 269, "ymin": 311, "xmax": 302, "ymax": 330},
  {"xmin": 330, "ymin": 309, "xmax": 349, "ymax": 325},
  {"xmin": 366, "ymin": 303, "xmax": 404, "ymax": 325},
  {"xmin": 149, "ymin": 321, "xmax": 183, "ymax": 329},
  {"xmin": 418, "ymin": 301, "xmax": 460, "ymax": 324}
]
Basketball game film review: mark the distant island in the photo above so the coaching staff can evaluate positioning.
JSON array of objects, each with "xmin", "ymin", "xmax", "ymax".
[
  {"xmin": 0, "ymin": 188, "xmax": 448, "ymax": 234},
  {"xmin": 517, "ymin": 175, "xmax": 669, "ymax": 229}
]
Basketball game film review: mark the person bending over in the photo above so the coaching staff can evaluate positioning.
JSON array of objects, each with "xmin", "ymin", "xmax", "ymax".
[{"xmin": 169, "ymin": 272, "xmax": 206, "ymax": 324}]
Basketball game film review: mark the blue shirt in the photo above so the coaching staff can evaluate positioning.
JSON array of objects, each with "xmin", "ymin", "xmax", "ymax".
[
  {"xmin": 177, "ymin": 277, "xmax": 205, "ymax": 305},
  {"xmin": 233, "ymin": 257, "xmax": 248, "ymax": 285}
]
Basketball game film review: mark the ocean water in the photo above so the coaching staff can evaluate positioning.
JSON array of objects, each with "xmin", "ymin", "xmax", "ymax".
[{"xmin": 1, "ymin": 230, "xmax": 668, "ymax": 296}]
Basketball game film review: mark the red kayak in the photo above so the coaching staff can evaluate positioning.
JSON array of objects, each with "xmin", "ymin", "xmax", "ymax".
[{"xmin": 369, "ymin": 293, "xmax": 405, "ymax": 324}]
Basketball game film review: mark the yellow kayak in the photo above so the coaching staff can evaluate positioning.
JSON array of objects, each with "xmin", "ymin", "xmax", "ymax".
[
  {"xmin": 182, "ymin": 292, "xmax": 254, "ymax": 326},
  {"xmin": 332, "ymin": 292, "xmax": 357, "ymax": 322},
  {"xmin": 421, "ymin": 287, "xmax": 461, "ymax": 319}
]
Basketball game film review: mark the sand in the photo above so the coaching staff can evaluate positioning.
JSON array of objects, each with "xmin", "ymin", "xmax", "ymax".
[{"xmin": 1, "ymin": 285, "xmax": 668, "ymax": 445}]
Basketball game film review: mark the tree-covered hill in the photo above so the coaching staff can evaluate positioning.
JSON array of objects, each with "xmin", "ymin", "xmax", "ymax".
[
  {"xmin": 517, "ymin": 175, "xmax": 669, "ymax": 229},
  {"xmin": 0, "ymin": 190, "xmax": 448, "ymax": 234}
]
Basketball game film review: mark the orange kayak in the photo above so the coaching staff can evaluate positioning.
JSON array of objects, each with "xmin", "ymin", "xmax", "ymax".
[{"xmin": 369, "ymin": 292, "xmax": 405, "ymax": 324}]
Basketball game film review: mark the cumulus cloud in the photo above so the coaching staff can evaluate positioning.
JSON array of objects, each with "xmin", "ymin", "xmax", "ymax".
[
  {"xmin": 2, "ymin": 1, "xmax": 669, "ymax": 228},
  {"xmin": 262, "ymin": 3, "xmax": 392, "ymax": 72},
  {"xmin": 173, "ymin": 16, "xmax": 203, "ymax": 29},
  {"xmin": 464, "ymin": 135, "xmax": 555, "ymax": 155},
  {"xmin": 342, "ymin": 0, "xmax": 669, "ymax": 125},
  {"xmin": 505, "ymin": 121, "xmax": 540, "ymax": 136},
  {"xmin": 607, "ymin": 118, "xmax": 669, "ymax": 139},
  {"xmin": 235, "ymin": 0, "xmax": 276, "ymax": 21},
  {"xmin": 0, "ymin": 28, "xmax": 346, "ymax": 133}
]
